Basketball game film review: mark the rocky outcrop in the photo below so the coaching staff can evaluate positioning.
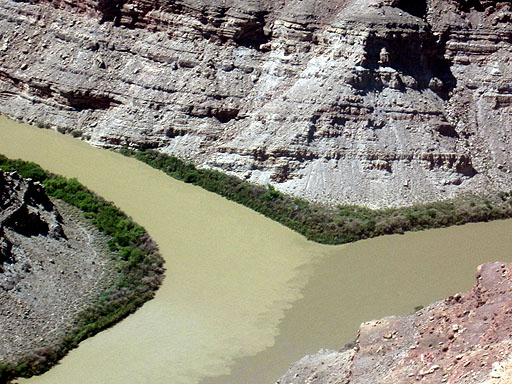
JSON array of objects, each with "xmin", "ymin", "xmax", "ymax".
[
  {"xmin": 0, "ymin": 170, "xmax": 65, "ymax": 245},
  {"xmin": 0, "ymin": 170, "xmax": 65, "ymax": 272},
  {"xmin": 0, "ymin": 0, "xmax": 511, "ymax": 207},
  {"xmin": 0, "ymin": 170, "xmax": 114, "ymax": 366},
  {"xmin": 277, "ymin": 262, "xmax": 512, "ymax": 384}
]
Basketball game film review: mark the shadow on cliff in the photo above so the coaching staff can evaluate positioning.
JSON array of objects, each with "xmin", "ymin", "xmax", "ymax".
[
  {"xmin": 350, "ymin": 0, "xmax": 456, "ymax": 99},
  {"xmin": 358, "ymin": 30, "xmax": 456, "ymax": 99}
]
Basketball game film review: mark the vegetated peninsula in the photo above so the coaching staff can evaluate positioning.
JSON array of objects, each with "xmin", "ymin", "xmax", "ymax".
[
  {"xmin": 0, "ymin": 170, "xmax": 113, "ymax": 374},
  {"xmin": 0, "ymin": 157, "xmax": 164, "ymax": 382}
]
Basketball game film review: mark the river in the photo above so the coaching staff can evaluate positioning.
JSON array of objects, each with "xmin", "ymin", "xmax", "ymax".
[{"xmin": 1, "ymin": 116, "xmax": 511, "ymax": 384}]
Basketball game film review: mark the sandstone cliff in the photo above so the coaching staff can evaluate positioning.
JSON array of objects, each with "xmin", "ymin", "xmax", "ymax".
[
  {"xmin": 277, "ymin": 262, "xmax": 512, "ymax": 384},
  {"xmin": 0, "ymin": 0, "xmax": 511, "ymax": 207}
]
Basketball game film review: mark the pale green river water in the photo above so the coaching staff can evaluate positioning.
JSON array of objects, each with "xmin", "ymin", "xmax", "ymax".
[{"xmin": 1, "ymin": 116, "xmax": 511, "ymax": 384}]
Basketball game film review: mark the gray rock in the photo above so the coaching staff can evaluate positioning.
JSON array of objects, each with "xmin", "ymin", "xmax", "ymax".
[{"xmin": 0, "ymin": 0, "xmax": 511, "ymax": 208}]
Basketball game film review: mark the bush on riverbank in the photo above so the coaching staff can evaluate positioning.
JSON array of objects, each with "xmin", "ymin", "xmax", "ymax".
[
  {"xmin": 0, "ymin": 155, "xmax": 164, "ymax": 382},
  {"xmin": 120, "ymin": 148, "xmax": 512, "ymax": 245}
]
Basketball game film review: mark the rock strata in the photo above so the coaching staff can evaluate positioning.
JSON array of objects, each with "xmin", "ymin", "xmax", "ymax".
[
  {"xmin": 277, "ymin": 262, "xmax": 512, "ymax": 384},
  {"xmin": 0, "ymin": 0, "xmax": 511, "ymax": 207},
  {"xmin": 0, "ymin": 170, "xmax": 114, "ymax": 366}
]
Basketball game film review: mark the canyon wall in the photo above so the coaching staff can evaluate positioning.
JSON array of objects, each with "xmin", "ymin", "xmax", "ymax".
[{"xmin": 0, "ymin": 0, "xmax": 511, "ymax": 207}]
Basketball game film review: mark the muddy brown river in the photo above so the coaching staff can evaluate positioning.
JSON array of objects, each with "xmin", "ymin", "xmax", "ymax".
[{"xmin": 1, "ymin": 116, "xmax": 511, "ymax": 384}]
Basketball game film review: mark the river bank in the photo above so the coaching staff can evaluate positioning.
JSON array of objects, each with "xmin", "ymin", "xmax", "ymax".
[
  {"xmin": 122, "ymin": 148, "xmax": 512, "ymax": 245},
  {"xmin": 0, "ymin": 156, "xmax": 164, "ymax": 382}
]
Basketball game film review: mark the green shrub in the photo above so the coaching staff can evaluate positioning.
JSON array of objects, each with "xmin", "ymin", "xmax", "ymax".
[
  {"xmin": 0, "ymin": 362, "xmax": 12, "ymax": 382},
  {"xmin": 0, "ymin": 155, "xmax": 47, "ymax": 182},
  {"xmin": 262, "ymin": 185, "xmax": 282, "ymax": 201},
  {"xmin": 120, "ymin": 148, "xmax": 512, "ymax": 245}
]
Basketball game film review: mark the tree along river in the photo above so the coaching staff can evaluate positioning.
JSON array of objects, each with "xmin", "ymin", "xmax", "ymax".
[{"xmin": 1, "ymin": 116, "xmax": 511, "ymax": 384}]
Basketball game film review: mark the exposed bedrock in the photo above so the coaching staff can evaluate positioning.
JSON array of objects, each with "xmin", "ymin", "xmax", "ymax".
[
  {"xmin": 278, "ymin": 262, "xmax": 512, "ymax": 384},
  {"xmin": 0, "ymin": 170, "xmax": 65, "ymax": 256},
  {"xmin": 0, "ymin": 0, "xmax": 511, "ymax": 207}
]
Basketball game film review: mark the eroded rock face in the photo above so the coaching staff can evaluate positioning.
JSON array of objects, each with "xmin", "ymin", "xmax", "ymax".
[
  {"xmin": 0, "ymin": 0, "xmax": 511, "ymax": 207},
  {"xmin": 277, "ymin": 262, "xmax": 512, "ymax": 384},
  {"xmin": 0, "ymin": 170, "xmax": 64, "ymax": 268}
]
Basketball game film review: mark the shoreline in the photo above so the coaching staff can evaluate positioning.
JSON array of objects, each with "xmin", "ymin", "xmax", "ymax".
[
  {"xmin": 120, "ymin": 148, "xmax": 512, "ymax": 245},
  {"xmin": 0, "ymin": 156, "xmax": 165, "ymax": 383}
]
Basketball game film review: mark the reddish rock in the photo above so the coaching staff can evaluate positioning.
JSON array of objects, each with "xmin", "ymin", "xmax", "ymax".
[{"xmin": 278, "ymin": 262, "xmax": 512, "ymax": 384}]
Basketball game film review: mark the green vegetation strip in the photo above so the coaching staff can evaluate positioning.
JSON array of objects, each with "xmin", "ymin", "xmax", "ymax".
[
  {"xmin": 121, "ymin": 148, "xmax": 512, "ymax": 244},
  {"xmin": 0, "ymin": 155, "xmax": 164, "ymax": 382}
]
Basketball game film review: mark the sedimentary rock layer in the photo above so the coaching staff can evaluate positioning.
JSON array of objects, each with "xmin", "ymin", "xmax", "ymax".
[
  {"xmin": 278, "ymin": 261, "xmax": 512, "ymax": 384},
  {"xmin": 0, "ymin": 0, "xmax": 511, "ymax": 207}
]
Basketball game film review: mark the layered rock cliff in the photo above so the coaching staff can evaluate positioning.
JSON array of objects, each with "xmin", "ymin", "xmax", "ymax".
[
  {"xmin": 278, "ymin": 262, "xmax": 512, "ymax": 384},
  {"xmin": 0, "ymin": 0, "xmax": 511, "ymax": 207}
]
